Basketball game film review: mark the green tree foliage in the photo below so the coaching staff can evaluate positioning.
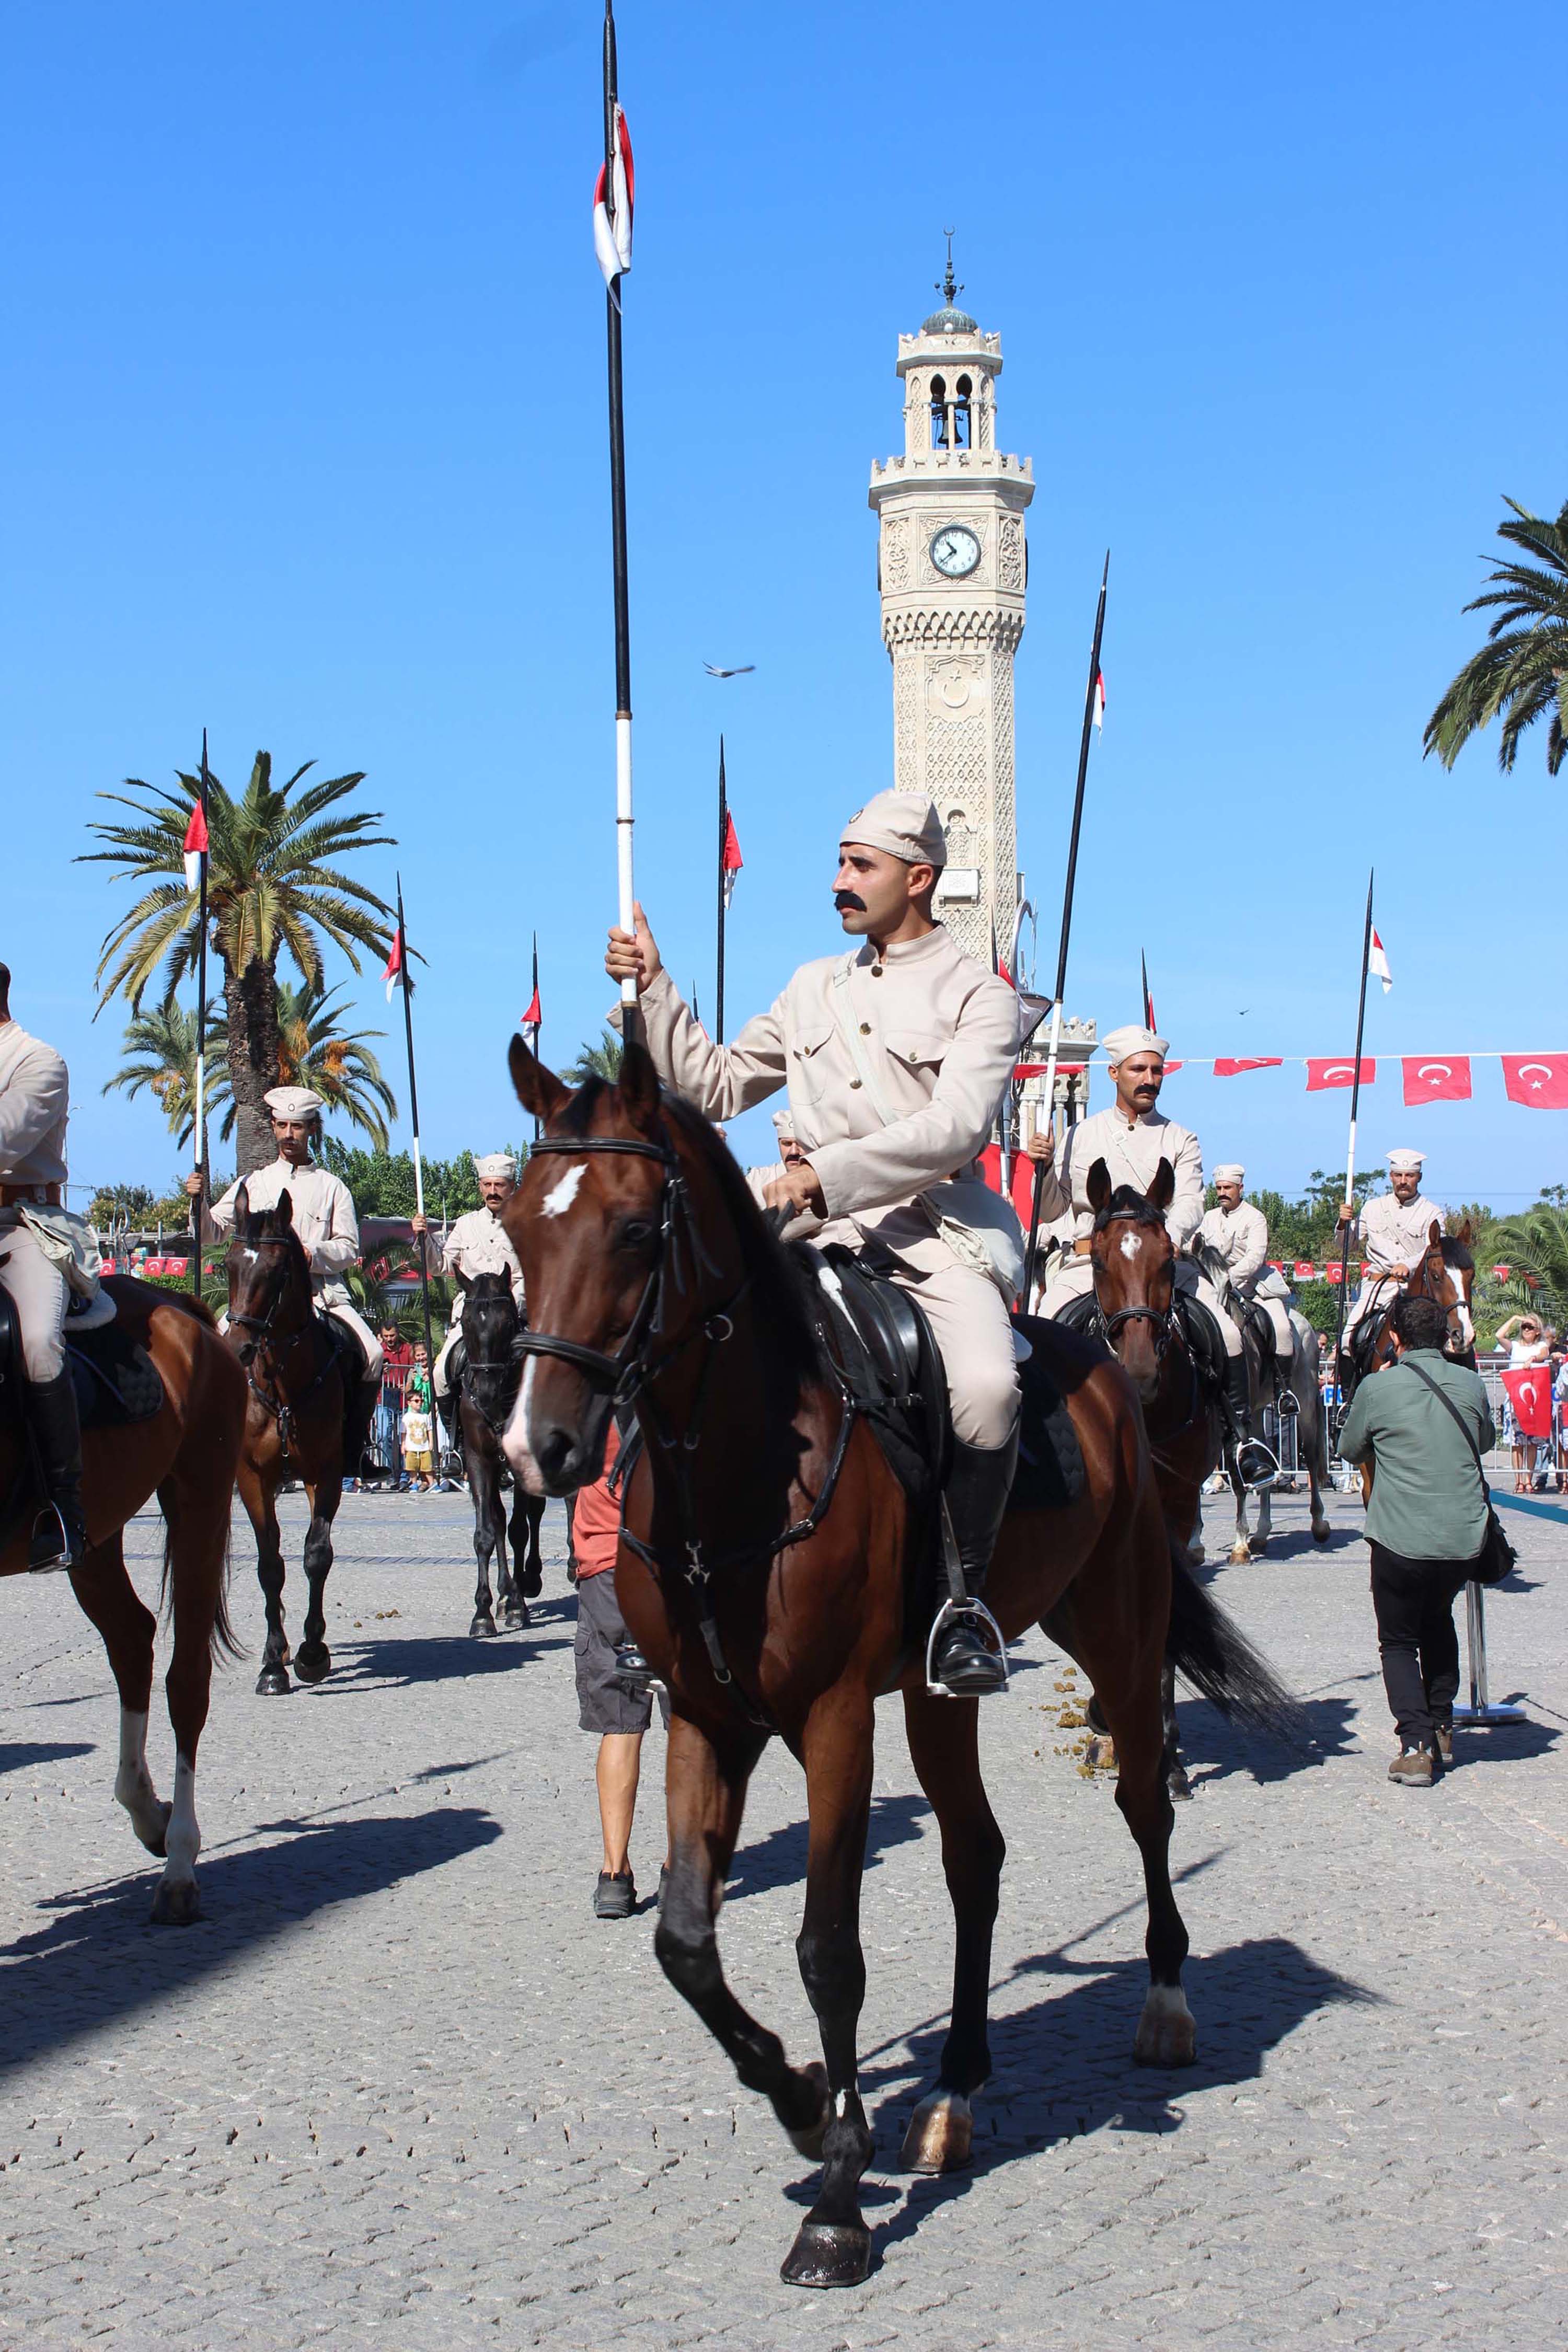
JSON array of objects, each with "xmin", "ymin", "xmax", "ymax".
[
  {"xmin": 87, "ymin": 1179, "xmax": 200, "ymax": 1232},
  {"xmin": 565, "ymin": 1029, "xmax": 624, "ymax": 1085},
  {"xmin": 315, "ymin": 1138, "xmax": 525, "ymax": 1221},
  {"xmin": 82, "ymin": 750, "xmax": 396, "ymax": 1175},
  {"xmin": 1424, "ymin": 498, "xmax": 1568, "ymax": 776},
  {"xmin": 1471, "ymin": 1204, "xmax": 1568, "ymax": 1337}
]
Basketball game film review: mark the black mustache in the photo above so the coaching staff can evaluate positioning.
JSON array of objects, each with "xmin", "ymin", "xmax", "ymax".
[{"xmin": 834, "ymin": 891, "xmax": 867, "ymax": 912}]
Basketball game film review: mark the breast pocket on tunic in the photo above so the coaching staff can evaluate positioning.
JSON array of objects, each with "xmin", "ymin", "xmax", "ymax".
[
  {"xmin": 790, "ymin": 1023, "xmax": 837, "ymax": 1103},
  {"xmin": 885, "ymin": 1031, "xmax": 946, "ymax": 1091}
]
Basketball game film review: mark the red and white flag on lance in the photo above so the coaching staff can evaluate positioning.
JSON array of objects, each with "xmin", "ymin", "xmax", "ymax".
[
  {"xmin": 521, "ymin": 982, "xmax": 542, "ymax": 1031},
  {"xmin": 1502, "ymin": 1054, "xmax": 1568, "ymax": 1109},
  {"xmin": 1368, "ymin": 928, "xmax": 1392, "ymax": 993},
  {"xmin": 1502, "ymin": 1366, "xmax": 1553, "ymax": 1440},
  {"xmin": 593, "ymin": 106, "xmax": 635, "ymax": 289},
  {"xmin": 382, "ymin": 928, "xmax": 405, "ymax": 1004},
  {"xmin": 1214, "ymin": 1056, "xmax": 1283, "ymax": 1076},
  {"xmin": 1306, "ymin": 1057, "xmax": 1374, "ymax": 1091},
  {"xmin": 1092, "ymin": 669, "xmax": 1105, "ymax": 730},
  {"xmin": 1402, "ymin": 1056, "xmax": 1472, "ymax": 1105},
  {"xmin": 182, "ymin": 800, "xmax": 209, "ymax": 893},
  {"xmin": 721, "ymin": 809, "xmax": 743, "ymax": 910}
]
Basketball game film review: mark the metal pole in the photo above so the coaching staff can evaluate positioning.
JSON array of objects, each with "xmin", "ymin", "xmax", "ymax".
[
  {"xmin": 1024, "ymin": 552, "xmax": 1109, "ymax": 1302},
  {"xmin": 602, "ymin": 2, "xmax": 640, "ymax": 1049},
  {"xmin": 190, "ymin": 731, "xmax": 210, "ymax": 1297},
  {"xmin": 395, "ymin": 874, "xmax": 439, "ymax": 1413},
  {"xmin": 1452, "ymin": 1578, "xmax": 1526, "ymax": 1725},
  {"xmin": 1331, "ymin": 870, "xmax": 1374, "ymax": 1392},
  {"xmin": 716, "ymin": 735, "xmax": 727, "ymax": 1044}
]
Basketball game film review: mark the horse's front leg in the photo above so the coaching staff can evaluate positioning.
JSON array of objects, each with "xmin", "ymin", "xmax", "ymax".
[
  {"xmin": 520, "ymin": 1493, "xmax": 545, "ymax": 1598},
  {"xmin": 780, "ymin": 1686, "xmax": 877, "ymax": 2289},
  {"xmin": 898, "ymin": 1686, "xmax": 1004, "ymax": 2175},
  {"xmin": 467, "ymin": 1443, "xmax": 502, "ymax": 1638},
  {"xmin": 243, "ymin": 1462, "xmax": 291, "ymax": 1697},
  {"xmin": 654, "ymin": 1714, "xmax": 830, "ymax": 2157},
  {"xmin": 1228, "ymin": 1457, "xmax": 1254, "ymax": 1565},
  {"xmin": 499, "ymin": 1485, "xmax": 532, "ymax": 1629},
  {"xmin": 294, "ymin": 1471, "xmax": 339, "ymax": 1684},
  {"xmin": 68, "ymin": 1532, "xmax": 166, "ymax": 1853}
]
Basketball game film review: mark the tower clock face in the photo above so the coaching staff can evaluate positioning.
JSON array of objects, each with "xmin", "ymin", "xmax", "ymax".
[{"xmin": 929, "ymin": 524, "xmax": 981, "ymax": 580}]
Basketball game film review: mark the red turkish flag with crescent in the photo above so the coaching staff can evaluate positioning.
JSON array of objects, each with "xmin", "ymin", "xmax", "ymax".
[
  {"xmin": 1306, "ymin": 1058, "xmax": 1374, "ymax": 1091},
  {"xmin": 981, "ymin": 1144, "xmax": 1036, "ymax": 1226},
  {"xmin": 1402, "ymin": 1056, "xmax": 1472, "ymax": 1105},
  {"xmin": 1502, "ymin": 1366, "xmax": 1552, "ymax": 1439},
  {"xmin": 1503, "ymin": 1055, "xmax": 1568, "ymax": 1109},
  {"xmin": 1214, "ymin": 1056, "xmax": 1283, "ymax": 1076}
]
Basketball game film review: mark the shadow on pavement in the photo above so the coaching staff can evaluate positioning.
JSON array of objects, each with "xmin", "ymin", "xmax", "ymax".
[
  {"xmin": 328, "ymin": 1628, "xmax": 571, "ymax": 1689},
  {"xmin": 725, "ymin": 1792, "xmax": 931, "ymax": 1903},
  {"xmin": 1181, "ymin": 1692, "xmax": 1361, "ymax": 1787},
  {"xmin": 0, "ymin": 1741, "xmax": 95, "ymax": 1778},
  {"xmin": 849, "ymin": 1931, "xmax": 1373, "ymax": 2262},
  {"xmin": 0, "ymin": 1805, "xmax": 501, "ymax": 2080}
]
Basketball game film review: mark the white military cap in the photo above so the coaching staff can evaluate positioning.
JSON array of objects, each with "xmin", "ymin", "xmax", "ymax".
[
  {"xmin": 474, "ymin": 1152, "xmax": 517, "ymax": 1180},
  {"xmin": 840, "ymin": 789, "xmax": 948, "ymax": 869},
  {"xmin": 1213, "ymin": 1163, "xmax": 1246, "ymax": 1183},
  {"xmin": 1102, "ymin": 1023, "xmax": 1170, "ymax": 1064},
  {"xmin": 1386, "ymin": 1147, "xmax": 1425, "ymax": 1172},
  {"xmin": 265, "ymin": 1085, "xmax": 324, "ymax": 1120},
  {"xmin": 770, "ymin": 1109, "xmax": 795, "ymax": 1138}
]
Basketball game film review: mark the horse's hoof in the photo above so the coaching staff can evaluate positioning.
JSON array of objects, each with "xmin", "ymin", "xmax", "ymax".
[
  {"xmin": 785, "ymin": 2061, "xmax": 831, "ymax": 2160},
  {"xmin": 1134, "ymin": 1985, "xmax": 1197, "ymax": 2067},
  {"xmin": 900, "ymin": 2087, "xmax": 973, "ymax": 2174},
  {"xmin": 1311, "ymin": 1523, "xmax": 1331, "ymax": 1546},
  {"xmin": 521, "ymin": 1565, "xmax": 543, "ymax": 1599},
  {"xmin": 294, "ymin": 1643, "xmax": 331, "ymax": 1685},
  {"xmin": 780, "ymin": 2219, "xmax": 872, "ymax": 2290},
  {"xmin": 469, "ymin": 1612, "xmax": 499, "ymax": 1640},
  {"xmin": 128, "ymin": 1798, "xmax": 172, "ymax": 1858},
  {"xmin": 1228, "ymin": 1543, "xmax": 1252, "ymax": 1566},
  {"xmin": 255, "ymin": 1663, "xmax": 292, "ymax": 1698},
  {"xmin": 150, "ymin": 1876, "xmax": 201, "ymax": 1928},
  {"xmin": 1166, "ymin": 1761, "xmax": 1193, "ymax": 1803},
  {"xmin": 500, "ymin": 1601, "xmax": 531, "ymax": 1631},
  {"xmin": 1084, "ymin": 1732, "xmax": 1117, "ymax": 1773},
  {"xmin": 1186, "ymin": 1542, "xmax": 1205, "ymax": 1566}
]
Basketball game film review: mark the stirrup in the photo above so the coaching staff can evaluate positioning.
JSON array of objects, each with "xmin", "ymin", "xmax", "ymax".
[
  {"xmin": 1235, "ymin": 1437, "xmax": 1279, "ymax": 1491},
  {"xmin": 28, "ymin": 1501, "xmax": 80, "ymax": 1574},
  {"xmin": 613, "ymin": 1640, "xmax": 664, "ymax": 1698},
  {"xmin": 925, "ymin": 1597, "xmax": 1009, "ymax": 1699},
  {"xmin": 1275, "ymin": 1386, "xmax": 1300, "ymax": 1417}
]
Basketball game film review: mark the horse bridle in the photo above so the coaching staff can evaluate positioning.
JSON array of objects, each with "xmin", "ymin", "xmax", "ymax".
[{"xmin": 227, "ymin": 1231, "xmax": 331, "ymax": 1458}]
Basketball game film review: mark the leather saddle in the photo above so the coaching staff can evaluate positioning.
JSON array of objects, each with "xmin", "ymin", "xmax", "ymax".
[
  {"xmin": 800, "ymin": 1242, "xmax": 950, "ymax": 1507},
  {"xmin": 1244, "ymin": 1300, "xmax": 1276, "ymax": 1365},
  {"xmin": 0, "ymin": 1284, "xmax": 163, "ymax": 1434}
]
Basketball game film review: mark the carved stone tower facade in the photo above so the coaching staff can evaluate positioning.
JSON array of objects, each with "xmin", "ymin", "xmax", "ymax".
[{"xmin": 868, "ymin": 264, "xmax": 1034, "ymax": 964}]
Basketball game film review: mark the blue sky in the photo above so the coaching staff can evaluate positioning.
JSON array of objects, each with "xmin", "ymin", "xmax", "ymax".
[{"xmin": 3, "ymin": 1, "xmax": 1563, "ymax": 1214}]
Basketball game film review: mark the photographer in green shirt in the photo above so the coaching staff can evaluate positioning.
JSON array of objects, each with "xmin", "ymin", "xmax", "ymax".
[{"xmin": 1337, "ymin": 1293, "xmax": 1496, "ymax": 1786}]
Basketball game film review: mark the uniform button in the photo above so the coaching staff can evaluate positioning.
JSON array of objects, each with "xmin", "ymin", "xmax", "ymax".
[
  {"xmin": 850, "ymin": 1079, "xmax": 862, "ymax": 1090},
  {"xmin": 859, "ymin": 1022, "xmax": 871, "ymax": 1035},
  {"xmin": 871, "ymin": 965, "xmax": 883, "ymax": 977}
]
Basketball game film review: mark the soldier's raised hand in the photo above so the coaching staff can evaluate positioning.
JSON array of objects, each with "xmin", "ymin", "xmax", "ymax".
[
  {"xmin": 605, "ymin": 900, "xmax": 662, "ymax": 995},
  {"xmin": 1024, "ymin": 1126, "xmax": 1055, "ymax": 1168}
]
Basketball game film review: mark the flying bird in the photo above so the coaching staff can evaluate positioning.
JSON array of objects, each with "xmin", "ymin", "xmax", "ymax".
[{"xmin": 704, "ymin": 662, "xmax": 755, "ymax": 678}]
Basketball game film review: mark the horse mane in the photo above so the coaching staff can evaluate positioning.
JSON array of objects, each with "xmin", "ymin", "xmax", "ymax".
[
  {"xmin": 1093, "ymin": 1184, "xmax": 1170, "ymax": 1237},
  {"xmin": 1440, "ymin": 1235, "xmax": 1473, "ymax": 1272},
  {"xmin": 656, "ymin": 1092, "xmax": 823, "ymax": 1387}
]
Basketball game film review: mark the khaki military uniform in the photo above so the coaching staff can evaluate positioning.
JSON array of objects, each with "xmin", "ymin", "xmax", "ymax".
[
  {"xmin": 211, "ymin": 1158, "xmax": 383, "ymax": 1380},
  {"xmin": 433, "ymin": 1206, "xmax": 524, "ymax": 1399},
  {"xmin": 1031, "ymin": 1102, "xmax": 1241, "ymax": 1358},
  {"xmin": 0, "ymin": 1022, "xmax": 87, "ymax": 1381},
  {"xmin": 1196, "ymin": 1200, "xmax": 1294, "ymax": 1355},
  {"xmin": 1341, "ymin": 1190, "xmax": 1444, "ymax": 1339},
  {"xmin": 627, "ymin": 928, "xmax": 1024, "ymax": 1448}
]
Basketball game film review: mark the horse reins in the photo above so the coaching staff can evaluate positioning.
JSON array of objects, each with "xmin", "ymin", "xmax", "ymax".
[{"xmin": 228, "ymin": 1233, "xmax": 333, "ymax": 1463}]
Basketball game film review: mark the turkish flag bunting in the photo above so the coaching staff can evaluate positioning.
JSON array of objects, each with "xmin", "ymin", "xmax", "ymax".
[
  {"xmin": 1402, "ymin": 1056, "xmax": 1472, "ymax": 1105},
  {"xmin": 1214, "ymin": 1057, "xmax": 1283, "ymax": 1076},
  {"xmin": 1502, "ymin": 1055, "xmax": 1568, "ymax": 1109},
  {"xmin": 1293, "ymin": 1261, "xmax": 1316, "ymax": 1278},
  {"xmin": 1306, "ymin": 1058, "xmax": 1374, "ymax": 1091},
  {"xmin": 1502, "ymin": 1366, "xmax": 1552, "ymax": 1440}
]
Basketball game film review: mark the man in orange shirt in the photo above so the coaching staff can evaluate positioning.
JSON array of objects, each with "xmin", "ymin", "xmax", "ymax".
[{"xmin": 574, "ymin": 1421, "xmax": 667, "ymax": 1918}]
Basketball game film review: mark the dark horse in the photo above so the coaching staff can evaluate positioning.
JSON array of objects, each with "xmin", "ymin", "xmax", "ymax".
[
  {"xmin": 451, "ymin": 1270, "xmax": 545, "ymax": 1638},
  {"xmin": 1, "ymin": 1278, "xmax": 246, "ymax": 1920},
  {"xmin": 1340, "ymin": 1219, "xmax": 1474, "ymax": 1396},
  {"xmin": 498, "ymin": 1040, "xmax": 1295, "ymax": 2289},
  {"xmin": 224, "ymin": 1185, "xmax": 377, "ymax": 1697}
]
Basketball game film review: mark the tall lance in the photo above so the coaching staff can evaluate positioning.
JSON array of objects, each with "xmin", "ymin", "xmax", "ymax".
[
  {"xmin": 393, "ymin": 874, "xmax": 440, "ymax": 1432},
  {"xmin": 1330, "ymin": 869, "xmax": 1376, "ymax": 1409},
  {"xmin": 1023, "ymin": 552, "xmax": 1110, "ymax": 1302},
  {"xmin": 598, "ymin": 0, "xmax": 641, "ymax": 1049},
  {"xmin": 716, "ymin": 736, "xmax": 729, "ymax": 1043},
  {"xmin": 1140, "ymin": 948, "xmax": 1155, "ymax": 1034},
  {"xmin": 189, "ymin": 730, "xmax": 211, "ymax": 1298},
  {"xmin": 522, "ymin": 931, "xmax": 542, "ymax": 1142}
]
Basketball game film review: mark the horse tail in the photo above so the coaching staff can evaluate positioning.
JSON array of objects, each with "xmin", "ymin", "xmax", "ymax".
[
  {"xmin": 159, "ymin": 1502, "xmax": 246, "ymax": 1664},
  {"xmin": 1164, "ymin": 1540, "xmax": 1304, "ymax": 1743}
]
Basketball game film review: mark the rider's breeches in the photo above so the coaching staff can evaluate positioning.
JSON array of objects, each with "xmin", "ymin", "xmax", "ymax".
[
  {"xmin": 433, "ymin": 1328, "xmax": 458, "ymax": 1401},
  {"xmin": 1341, "ymin": 1279, "xmax": 1393, "ymax": 1342},
  {"xmin": 1040, "ymin": 1252, "xmax": 1243, "ymax": 1358},
  {"xmin": 884, "ymin": 1256, "xmax": 1021, "ymax": 1451},
  {"xmin": 1250, "ymin": 1292, "xmax": 1295, "ymax": 1354},
  {"xmin": 0, "ymin": 1217, "xmax": 68, "ymax": 1379},
  {"xmin": 322, "ymin": 1294, "xmax": 383, "ymax": 1383}
]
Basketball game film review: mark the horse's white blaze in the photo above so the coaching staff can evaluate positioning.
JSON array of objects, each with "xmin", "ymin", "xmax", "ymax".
[
  {"xmin": 502, "ymin": 1355, "xmax": 546, "ymax": 1494},
  {"xmin": 163, "ymin": 1751, "xmax": 200, "ymax": 1885},
  {"xmin": 539, "ymin": 1163, "xmax": 586, "ymax": 1219},
  {"xmin": 1120, "ymin": 1231, "xmax": 1142, "ymax": 1261},
  {"xmin": 114, "ymin": 1707, "xmax": 163, "ymax": 1843}
]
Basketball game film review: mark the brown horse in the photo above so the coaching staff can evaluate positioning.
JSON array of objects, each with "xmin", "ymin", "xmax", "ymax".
[
  {"xmin": 498, "ymin": 1041, "xmax": 1294, "ymax": 2289},
  {"xmin": 0, "ymin": 1277, "xmax": 245, "ymax": 1922},
  {"xmin": 1342, "ymin": 1219, "xmax": 1474, "ymax": 1390},
  {"xmin": 224, "ymin": 1185, "xmax": 376, "ymax": 1696}
]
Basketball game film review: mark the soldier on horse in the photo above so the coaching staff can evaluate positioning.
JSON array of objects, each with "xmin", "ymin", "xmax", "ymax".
[
  {"xmin": 604, "ymin": 787, "xmax": 1029, "ymax": 1697},
  {"xmin": 1197, "ymin": 1162, "xmax": 1297, "ymax": 1400},
  {"xmin": 413, "ymin": 1150, "xmax": 524, "ymax": 1446}
]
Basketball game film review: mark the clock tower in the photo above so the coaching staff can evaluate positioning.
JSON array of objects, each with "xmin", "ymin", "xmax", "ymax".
[{"xmin": 868, "ymin": 256, "xmax": 1034, "ymax": 965}]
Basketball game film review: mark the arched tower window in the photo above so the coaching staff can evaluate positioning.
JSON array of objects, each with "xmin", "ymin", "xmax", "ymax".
[
  {"xmin": 953, "ymin": 375, "xmax": 973, "ymax": 450},
  {"xmin": 929, "ymin": 374, "xmax": 948, "ymax": 451}
]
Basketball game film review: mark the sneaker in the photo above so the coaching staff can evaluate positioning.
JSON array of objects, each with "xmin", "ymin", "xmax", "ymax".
[
  {"xmin": 1388, "ymin": 1744, "xmax": 1434, "ymax": 1788},
  {"xmin": 1433, "ymin": 1723, "xmax": 1454, "ymax": 1767},
  {"xmin": 594, "ymin": 1870, "xmax": 637, "ymax": 1920}
]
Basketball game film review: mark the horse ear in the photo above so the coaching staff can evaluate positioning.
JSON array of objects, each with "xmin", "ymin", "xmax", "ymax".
[
  {"xmin": 275, "ymin": 1188, "xmax": 293, "ymax": 1228},
  {"xmin": 233, "ymin": 1181, "xmax": 250, "ymax": 1228},
  {"xmin": 1086, "ymin": 1158, "xmax": 1112, "ymax": 1215},
  {"xmin": 1428, "ymin": 1218, "xmax": 1442, "ymax": 1248},
  {"xmin": 453, "ymin": 1265, "xmax": 471, "ymax": 1295},
  {"xmin": 617, "ymin": 1036, "xmax": 662, "ymax": 1136},
  {"xmin": 508, "ymin": 1034, "xmax": 571, "ymax": 1127},
  {"xmin": 1148, "ymin": 1157, "xmax": 1176, "ymax": 1213},
  {"xmin": 1458, "ymin": 1217, "xmax": 1474, "ymax": 1246}
]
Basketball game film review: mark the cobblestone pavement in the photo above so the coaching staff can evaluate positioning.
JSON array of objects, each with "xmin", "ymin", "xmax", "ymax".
[{"xmin": 2, "ymin": 1482, "xmax": 1563, "ymax": 2350}]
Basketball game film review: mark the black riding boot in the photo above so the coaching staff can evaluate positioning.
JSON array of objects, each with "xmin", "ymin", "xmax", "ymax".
[
  {"xmin": 929, "ymin": 1428, "xmax": 1019, "ymax": 1698},
  {"xmin": 25, "ymin": 1371, "xmax": 87, "ymax": 1572},
  {"xmin": 1274, "ymin": 1351, "xmax": 1298, "ymax": 1410},
  {"xmin": 1225, "ymin": 1354, "xmax": 1276, "ymax": 1489}
]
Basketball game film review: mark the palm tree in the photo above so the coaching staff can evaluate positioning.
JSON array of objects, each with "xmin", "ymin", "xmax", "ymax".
[
  {"xmin": 269, "ymin": 979, "xmax": 397, "ymax": 1147},
  {"xmin": 81, "ymin": 750, "xmax": 396, "ymax": 1174},
  {"xmin": 564, "ymin": 1028, "xmax": 624, "ymax": 1086},
  {"xmin": 1425, "ymin": 498, "xmax": 1568, "ymax": 775},
  {"xmin": 1479, "ymin": 1204, "xmax": 1568, "ymax": 1333},
  {"xmin": 100, "ymin": 1000, "xmax": 216, "ymax": 1149}
]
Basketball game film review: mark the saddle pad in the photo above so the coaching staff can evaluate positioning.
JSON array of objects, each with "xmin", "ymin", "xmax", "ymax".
[
  {"xmin": 1009, "ymin": 1316, "xmax": 1089, "ymax": 1512},
  {"xmin": 66, "ymin": 1321, "xmax": 164, "ymax": 1429}
]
